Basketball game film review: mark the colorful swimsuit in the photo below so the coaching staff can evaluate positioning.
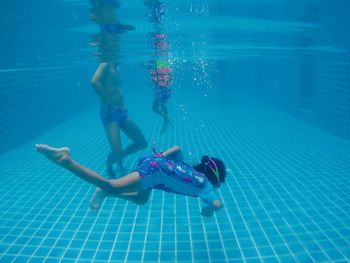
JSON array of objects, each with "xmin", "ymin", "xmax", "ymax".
[
  {"xmin": 148, "ymin": 60, "xmax": 172, "ymax": 103},
  {"xmin": 153, "ymin": 86, "xmax": 171, "ymax": 103},
  {"xmin": 136, "ymin": 154, "xmax": 219, "ymax": 205}
]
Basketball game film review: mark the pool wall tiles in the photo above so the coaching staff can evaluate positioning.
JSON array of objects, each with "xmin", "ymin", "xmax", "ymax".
[
  {"xmin": 249, "ymin": 53, "xmax": 350, "ymax": 139},
  {"xmin": 231, "ymin": 1, "xmax": 350, "ymax": 139},
  {"xmin": 0, "ymin": 1, "xmax": 96, "ymax": 154},
  {"xmin": 0, "ymin": 68, "xmax": 95, "ymax": 154},
  {"xmin": 240, "ymin": 2, "xmax": 349, "ymax": 138}
]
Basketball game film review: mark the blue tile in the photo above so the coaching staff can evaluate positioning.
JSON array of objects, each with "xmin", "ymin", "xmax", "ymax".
[
  {"xmin": 209, "ymin": 249, "xmax": 226, "ymax": 259},
  {"xmin": 193, "ymin": 250, "xmax": 209, "ymax": 261},
  {"xmin": 324, "ymin": 249, "xmax": 346, "ymax": 261},
  {"xmin": 15, "ymin": 236, "xmax": 30, "ymax": 245},
  {"xmin": 143, "ymin": 252, "xmax": 159, "ymax": 261},
  {"xmin": 49, "ymin": 247, "xmax": 66, "ymax": 258},
  {"xmin": 258, "ymin": 246, "xmax": 275, "ymax": 257},
  {"xmin": 79, "ymin": 250, "xmax": 95, "ymax": 260},
  {"xmin": 0, "ymin": 256, "xmax": 16, "ymax": 262},
  {"xmin": 21, "ymin": 246, "xmax": 37, "ymax": 256},
  {"xmin": 289, "ymin": 242, "xmax": 307, "ymax": 254},
  {"xmin": 95, "ymin": 251, "xmax": 111, "ymax": 260},
  {"xmin": 242, "ymin": 247, "xmax": 259, "ymax": 258},
  {"xmin": 273, "ymin": 245, "xmax": 290, "ymax": 256},
  {"xmin": 279, "ymin": 254, "xmax": 298, "ymax": 263},
  {"xmin": 239, "ymin": 238, "xmax": 255, "ymax": 248},
  {"xmin": 160, "ymin": 251, "xmax": 175, "ymax": 261},
  {"xmin": 60, "ymin": 259, "xmax": 76, "ymax": 263},
  {"xmin": 177, "ymin": 241, "xmax": 191, "ymax": 250},
  {"xmin": 56, "ymin": 239, "xmax": 71, "ymax": 248},
  {"xmin": 63, "ymin": 249, "xmax": 81, "ymax": 259},
  {"xmin": 254, "ymin": 236, "xmax": 270, "ymax": 247},
  {"xmin": 13, "ymin": 256, "xmax": 31, "ymax": 263},
  {"xmin": 261, "ymin": 256, "xmax": 279, "ymax": 263},
  {"xmin": 1, "ymin": 79, "xmax": 350, "ymax": 263},
  {"xmin": 294, "ymin": 253, "xmax": 314, "ymax": 263},
  {"xmin": 34, "ymin": 247, "xmax": 50, "ymax": 257},
  {"xmin": 45, "ymin": 258, "xmax": 63, "ymax": 263},
  {"xmin": 245, "ymin": 257, "xmax": 262, "ymax": 263},
  {"xmin": 310, "ymin": 251, "xmax": 330, "ymax": 262},
  {"xmin": 332, "ymin": 238, "xmax": 349, "ymax": 248},
  {"xmin": 177, "ymin": 251, "xmax": 192, "ymax": 261}
]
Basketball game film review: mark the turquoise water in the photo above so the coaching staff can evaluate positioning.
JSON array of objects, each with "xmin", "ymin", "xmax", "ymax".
[
  {"xmin": 1, "ymin": 0, "xmax": 350, "ymax": 262},
  {"xmin": 1, "ymin": 101, "xmax": 350, "ymax": 262}
]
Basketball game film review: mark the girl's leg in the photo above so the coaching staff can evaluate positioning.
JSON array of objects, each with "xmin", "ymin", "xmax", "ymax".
[
  {"xmin": 35, "ymin": 144, "xmax": 143, "ymax": 195},
  {"xmin": 89, "ymin": 188, "xmax": 151, "ymax": 210}
]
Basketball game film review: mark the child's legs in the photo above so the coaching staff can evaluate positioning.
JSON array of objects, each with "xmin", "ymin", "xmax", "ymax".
[
  {"xmin": 60, "ymin": 159, "xmax": 144, "ymax": 195},
  {"xmin": 108, "ymin": 171, "xmax": 144, "ymax": 194},
  {"xmin": 35, "ymin": 144, "xmax": 142, "ymax": 195},
  {"xmin": 120, "ymin": 118, "xmax": 147, "ymax": 158},
  {"xmin": 160, "ymin": 102, "xmax": 168, "ymax": 117},
  {"xmin": 104, "ymin": 122, "xmax": 124, "ymax": 169},
  {"xmin": 111, "ymin": 188, "xmax": 151, "ymax": 204},
  {"xmin": 90, "ymin": 187, "xmax": 151, "ymax": 211},
  {"xmin": 152, "ymin": 98, "xmax": 164, "ymax": 117}
]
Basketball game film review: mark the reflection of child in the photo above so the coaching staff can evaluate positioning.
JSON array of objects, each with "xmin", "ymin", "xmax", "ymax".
[
  {"xmin": 144, "ymin": 0, "xmax": 165, "ymax": 24},
  {"xmin": 36, "ymin": 144, "xmax": 227, "ymax": 217},
  {"xmin": 143, "ymin": 60, "xmax": 172, "ymax": 133},
  {"xmin": 151, "ymin": 60, "xmax": 172, "ymax": 87}
]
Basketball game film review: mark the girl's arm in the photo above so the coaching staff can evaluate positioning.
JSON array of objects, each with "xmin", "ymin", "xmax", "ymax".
[{"xmin": 161, "ymin": 145, "xmax": 183, "ymax": 161}]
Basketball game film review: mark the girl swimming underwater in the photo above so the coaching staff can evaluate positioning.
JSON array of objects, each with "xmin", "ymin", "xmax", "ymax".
[{"xmin": 35, "ymin": 144, "xmax": 226, "ymax": 217}]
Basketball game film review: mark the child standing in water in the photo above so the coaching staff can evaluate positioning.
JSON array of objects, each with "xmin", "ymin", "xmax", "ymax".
[
  {"xmin": 91, "ymin": 62, "xmax": 148, "ymax": 178},
  {"xmin": 35, "ymin": 144, "xmax": 226, "ymax": 217},
  {"xmin": 89, "ymin": 0, "xmax": 146, "ymax": 178},
  {"xmin": 143, "ymin": 59, "xmax": 173, "ymax": 133}
]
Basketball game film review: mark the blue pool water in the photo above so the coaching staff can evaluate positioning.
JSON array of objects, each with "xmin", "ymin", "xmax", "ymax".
[{"xmin": 1, "ymin": 0, "xmax": 350, "ymax": 262}]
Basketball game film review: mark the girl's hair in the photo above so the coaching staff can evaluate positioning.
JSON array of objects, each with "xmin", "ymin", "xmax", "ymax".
[{"xmin": 193, "ymin": 156, "xmax": 227, "ymax": 187}]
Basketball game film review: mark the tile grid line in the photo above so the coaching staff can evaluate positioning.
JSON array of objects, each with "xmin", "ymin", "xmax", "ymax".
[
  {"xmin": 157, "ymin": 192, "xmax": 165, "ymax": 263},
  {"xmin": 208, "ymin": 113, "xmax": 267, "ymax": 262},
  {"xmin": 179, "ymin": 113, "xmax": 196, "ymax": 263},
  {"xmin": 0, "ymin": 166, "xmax": 68, "ymax": 239},
  {"xmin": 0, "ymin": 174, "xmax": 81, "ymax": 261},
  {"xmin": 196, "ymin": 111, "xmax": 231, "ymax": 263},
  {"xmin": 106, "ymin": 202, "xmax": 129, "ymax": 262},
  {"xmin": 249, "ymin": 119, "xmax": 350, "ymax": 258},
  {"xmin": 184, "ymin": 112, "xmax": 212, "ymax": 263},
  {"xmin": 39, "ymin": 135, "xmax": 110, "ymax": 262},
  {"xmin": 214, "ymin": 113, "xmax": 295, "ymax": 262},
  {"xmin": 124, "ymin": 206, "xmax": 140, "ymax": 263},
  {"xmin": 91, "ymin": 200, "xmax": 120, "ymax": 262},
  {"xmin": 140, "ymin": 192, "xmax": 154, "ymax": 263},
  {"xmin": 39, "ymin": 184, "xmax": 91, "ymax": 262},
  {"xmin": 216, "ymin": 113, "xmax": 329, "ymax": 261}
]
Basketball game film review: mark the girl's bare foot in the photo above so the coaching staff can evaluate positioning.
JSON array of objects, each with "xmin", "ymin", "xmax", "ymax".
[
  {"xmin": 35, "ymin": 144, "xmax": 70, "ymax": 164},
  {"xmin": 89, "ymin": 188, "xmax": 108, "ymax": 211}
]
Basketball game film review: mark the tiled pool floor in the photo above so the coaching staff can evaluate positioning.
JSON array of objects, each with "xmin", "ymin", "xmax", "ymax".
[{"xmin": 0, "ymin": 101, "xmax": 350, "ymax": 263}]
